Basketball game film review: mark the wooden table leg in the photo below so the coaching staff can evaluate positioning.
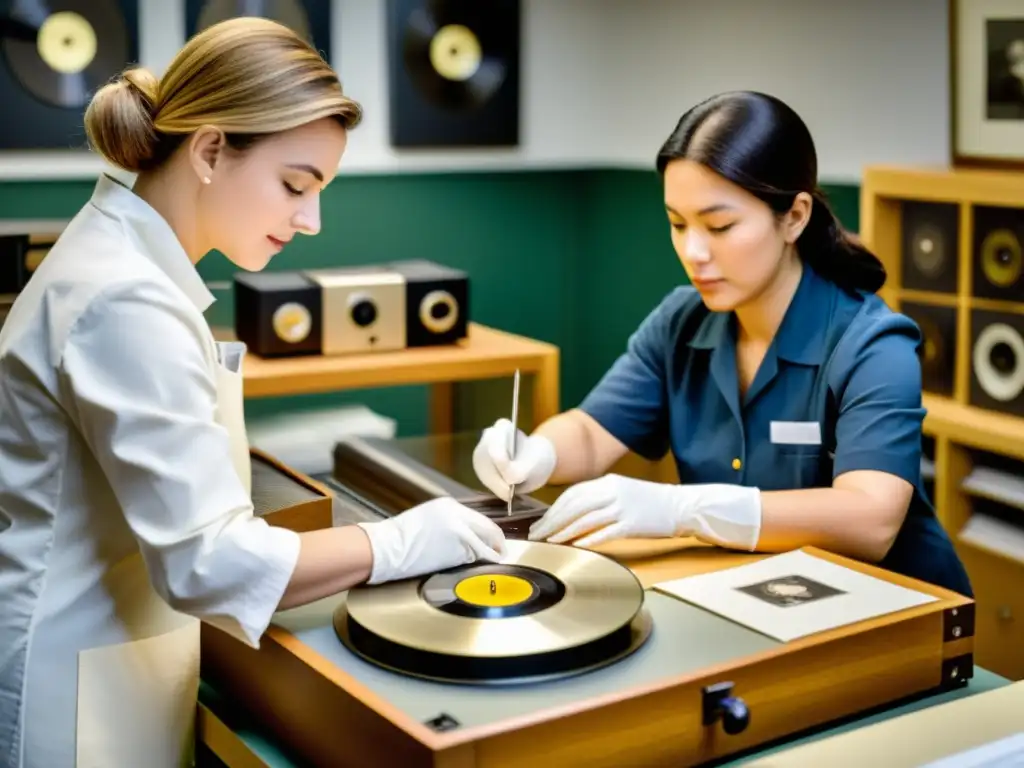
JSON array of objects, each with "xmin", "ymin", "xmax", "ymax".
[
  {"xmin": 429, "ymin": 382, "xmax": 456, "ymax": 475},
  {"xmin": 429, "ymin": 382, "xmax": 454, "ymax": 434},
  {"xmin": 531, "ymin": 349, "xmax": 561, "ymax": 430}
]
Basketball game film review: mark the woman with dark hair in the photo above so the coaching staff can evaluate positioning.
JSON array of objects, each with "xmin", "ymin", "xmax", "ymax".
[{"xmin": 473, "ymin": 90, "xmax": 972, "ymax": 596}]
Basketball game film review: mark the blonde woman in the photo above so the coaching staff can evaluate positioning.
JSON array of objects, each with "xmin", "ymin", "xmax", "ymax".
[{"xmin": 0, "ymin": 18, "xmax": 505, "ymax": 768}]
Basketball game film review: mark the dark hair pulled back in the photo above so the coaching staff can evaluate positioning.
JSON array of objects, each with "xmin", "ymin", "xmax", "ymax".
[{"xmin": 656, "ymin": 91, "xmax": 885, "ymax": 294}]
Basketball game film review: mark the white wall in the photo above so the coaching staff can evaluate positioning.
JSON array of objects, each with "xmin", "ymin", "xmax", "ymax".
[{"xmin": 0, "ymin": 0, "xmax": 950, "ymax": 183}]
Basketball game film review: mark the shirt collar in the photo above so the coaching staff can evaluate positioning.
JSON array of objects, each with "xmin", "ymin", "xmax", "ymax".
[
  {"xmin": 687, "ymin": 264, "xmax": 831, "ymax": 365},
  {"xmin": 89, "ymin": 174, "xmax": 215, "ymax": 313}
]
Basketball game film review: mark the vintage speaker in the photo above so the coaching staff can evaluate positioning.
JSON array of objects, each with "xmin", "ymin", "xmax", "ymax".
[
  {"xmin": 233, "ymin": 271, "xmax": 324, "ymax": 357},
  {"xmin": 902, "ymin": 301, "xmax": 957, "ymax": 397},
  {"xmin": 970, "ymin": 309, "xmax": 1024, "ymax": 417},
  {"xmin": 234, "ymin": 260, "xmax": 469, "ymax": 358},
  {"xmin": 900, "ymin": 201, "xmax": 959, "ymax": 294},
  {"xmin": 393, "ymin": 259, "xmax": 468, "ymax": 347},
  {"xmin": 386, "ymin": 0, "xmax": 521, "ymax": 147},
  {"xmin": 0, "ymin": 221, "xmax": 65, "ymax": 295},
  {"xmin": 0, "ymin": 235, "xmax": 29, "ymax": 295},
  {"xmin": 972, "ymin": 205, "xmax": 1024, "ymax": 301}
]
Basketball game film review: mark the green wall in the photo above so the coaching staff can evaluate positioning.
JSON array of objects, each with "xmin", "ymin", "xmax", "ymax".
[{"xmin": 0, "ymin": 169, "xmax": 859, "ymax": 436}]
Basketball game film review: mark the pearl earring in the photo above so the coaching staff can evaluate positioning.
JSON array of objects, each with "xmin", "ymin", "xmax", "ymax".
[{"xmin": 202, "ymin": 176, "xmax": 211, "ymax": 185}]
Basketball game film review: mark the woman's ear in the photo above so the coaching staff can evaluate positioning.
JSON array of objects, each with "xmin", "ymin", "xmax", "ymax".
[
  {"xmin": 187, "ymin": 126, "xmax": 226, "ymax": 184},
  {"xmin": 781, "ymin": 191, "xmax": 813, "ymax": 244}
]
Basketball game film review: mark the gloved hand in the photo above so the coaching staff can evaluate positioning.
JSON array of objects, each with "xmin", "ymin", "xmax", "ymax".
[
  {"xmin": 527, "ymin": 474, "xmax": 762, "ymax": 550},
  {"xmin": 472, "ymin": 418, "xmax": 558, "ymax": 502},
  {"xmin": 357, "ymin": 497, "xmax": 507, "ymax": 584}
]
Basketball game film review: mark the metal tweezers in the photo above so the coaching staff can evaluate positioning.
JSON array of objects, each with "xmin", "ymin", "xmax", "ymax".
[{"xmin": 507, "ymin": 369, "xmax": 520, "ymax": 516}]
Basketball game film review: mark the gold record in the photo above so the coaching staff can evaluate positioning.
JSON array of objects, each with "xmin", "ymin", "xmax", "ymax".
[
  {"xmin": 37, "ymin": 12, "xmax": 96, "ymax": 74},
  {"xmin": 342, "ymin": 540, "xmax": 645, "ymax": 659},
  {"xmin": 980, "ymin": 228, "xmax": 1023, "ymax": 288},
  {"xmin": 429, "ymin": 24, "xmax": 482, "ymax": 82},
  {"xmin": 2, "ymin": 0, "xmax": 132, "ymax": 109}
]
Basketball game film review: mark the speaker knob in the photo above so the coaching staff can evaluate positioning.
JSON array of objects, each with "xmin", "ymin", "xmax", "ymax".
[{"xmin": 348, "ymin": 294, "xmax": 378, "ymax": 328}]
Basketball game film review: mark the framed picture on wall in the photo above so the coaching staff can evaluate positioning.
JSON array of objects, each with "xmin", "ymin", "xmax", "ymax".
[{"xmin": 951, "ymin": 0, "xmax": 1024, "ymax": 168}]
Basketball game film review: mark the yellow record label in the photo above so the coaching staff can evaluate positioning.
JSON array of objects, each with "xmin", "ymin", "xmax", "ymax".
[
  {"xmin": 37, "ymin": 12, "xmax": 97, "ymax": 75},
  {"xmin": 272, "ymin": 302, "xmax": 312, "ymax": 344},
  {"xmin": 454, "ymin": 573, "xmax": 534, "ymax": 607},
  {"xmin": 981, "ymin": 229, "xmax": 1022, "ymax": 288},
  {"xmin": 429, "ymin": 24, "xmax": 482, "ymax": 82}
]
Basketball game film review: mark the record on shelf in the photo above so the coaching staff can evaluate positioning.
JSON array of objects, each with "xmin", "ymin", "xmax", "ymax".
[
  {"xmin": 386, "ymin": 0, "xmax": 520, "ymax": 147},
  {"xmin": 334, "ymin": 540, "xmax": 652, "ymax": 685},
  {"xmin": 979, "ymin": 227, "xmax": 1023, "ymax": 290},
  {"xmin": 917, "ymin": 313, "xmax": 949, "ymax": 374},
  {"xmin": 0, "ymin": 0, "xmax": 136, "ymax": 118},
  {"xmin": 907, "ymin": 221, "xmax": 949, "ymax": 278},
  {"xmin": 184, "ymin": 0, "xmax": 332, "ymax": 63}
]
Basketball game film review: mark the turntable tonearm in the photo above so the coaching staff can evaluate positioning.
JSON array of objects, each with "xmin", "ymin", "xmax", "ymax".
[{"xmin": 329, "ymin": 434, "xmax": 549, "ymax": 538}]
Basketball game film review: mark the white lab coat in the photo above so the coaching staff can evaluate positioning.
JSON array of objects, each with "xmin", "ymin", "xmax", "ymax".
[{"xmin": 0, "ymin": 174, "xmax": 302, "ymax": 767}]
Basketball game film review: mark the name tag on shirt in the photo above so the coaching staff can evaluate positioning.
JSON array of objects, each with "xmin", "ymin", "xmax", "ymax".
[{"xmin": 770, "ymin": 421, "xmax": 822, "ymax": 446}]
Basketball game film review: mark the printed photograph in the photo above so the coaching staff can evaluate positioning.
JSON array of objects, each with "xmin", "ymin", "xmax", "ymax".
[
  {"xmin": 986, "ymin": 19, "xmax": 1024, "ymax": 120},
  {"xmin": 736, "ymin": 574, "xmax": 847, "ymax": 608}
]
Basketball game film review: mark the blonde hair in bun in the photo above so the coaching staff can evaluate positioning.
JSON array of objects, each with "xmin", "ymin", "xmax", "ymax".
[
  {"xmin": 84, "ymin": 17, "xmax": 362, "ymax": 174},
  {"xmin": 84, "ymin": 67, "xmax": 160, "ymax": 173}
]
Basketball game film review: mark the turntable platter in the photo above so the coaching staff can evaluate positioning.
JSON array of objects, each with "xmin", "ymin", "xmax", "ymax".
[{"xmin": 334, "ymin": 540, "xmax": 652, "ymax": 685}]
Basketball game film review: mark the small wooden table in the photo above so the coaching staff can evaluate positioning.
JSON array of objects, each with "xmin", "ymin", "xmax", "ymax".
[{"xmin": 213, "ymin": 323, "xmax": 561, "ymax": 434}]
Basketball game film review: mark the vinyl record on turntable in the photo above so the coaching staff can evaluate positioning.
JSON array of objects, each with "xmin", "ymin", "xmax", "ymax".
[
  {"xmin": 184, "ymin": 0, "xmax": 332, "ymax": 62},
  {"xmin": 334, "ymin": 540, "xmax": 652, "ymax": 685},
  {"xmin": 0, "ymin": 0, "xmax": 139, "ymax": 148},
  {"xmin": 386, "ymin": 0, "xmax": 520, "ymax": 147}
]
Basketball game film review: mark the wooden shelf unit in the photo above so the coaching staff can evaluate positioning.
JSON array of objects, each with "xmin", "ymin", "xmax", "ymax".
[{"xmin": 861, "ymin": 165, "xmax": 1024, "ymax": 680}]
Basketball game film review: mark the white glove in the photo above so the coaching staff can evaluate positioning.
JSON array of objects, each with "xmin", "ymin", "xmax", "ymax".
[
  {"xmin": 472, "ymin": 418, "xmax": 557, "ymax": 502},
  {"xmin": 527, "ymin": 474, "xmax": 762, "ymax": 550},
  {"xmin": 357, "ymin": 497, "xmax": 507, "ymax": 585}
]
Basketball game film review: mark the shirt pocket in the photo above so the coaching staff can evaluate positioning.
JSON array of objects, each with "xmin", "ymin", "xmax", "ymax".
[
  {"xmin": 771, "ymin": 438, "xmax": 828, "ymax": 489},
  {"xmin": 770, "ymin": 421, "xmax": 823, "ymax": 457}
]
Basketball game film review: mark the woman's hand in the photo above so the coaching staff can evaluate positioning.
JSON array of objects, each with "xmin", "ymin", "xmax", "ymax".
[
  {"xmin": 472, "ymin": 418, "xmax": 558, "ymax": 501},
  {"xmin": 358, "ymin": 497, "xmax": 507, "ymax": 584},
  {"xmin": 528, "ymin": 474, "xmax": 762, "ymax": 550}
]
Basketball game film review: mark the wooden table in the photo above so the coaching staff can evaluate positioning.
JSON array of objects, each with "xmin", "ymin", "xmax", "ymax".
[
  {"xmin": 195, "ymin": 537, "xmax": 1006, "ymax": 768},
  {"xmin": 213, "ymin": 322, "xmax": 561, "ymax": 434},
  {"xmin": 195, "ymin": 433, "xmax": 1006, "ymax": 766}
]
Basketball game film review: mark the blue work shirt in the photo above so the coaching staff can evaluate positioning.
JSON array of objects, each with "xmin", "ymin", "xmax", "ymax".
[{"xmin": 580, "ymin": 264, "xmax": 973, "ymax": 597}]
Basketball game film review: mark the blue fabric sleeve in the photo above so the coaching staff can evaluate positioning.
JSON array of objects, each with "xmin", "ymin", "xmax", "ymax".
[
  {"xmin": 828, "ymin": 304, "xmax": 925, "ymax": 485},
  {"xmin": 578, "ymin": 287, "xmax": 696, "ymax": 460}
]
